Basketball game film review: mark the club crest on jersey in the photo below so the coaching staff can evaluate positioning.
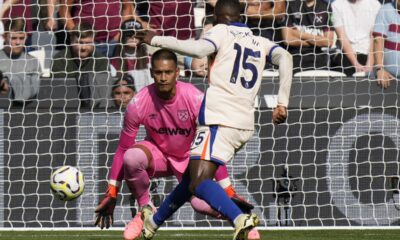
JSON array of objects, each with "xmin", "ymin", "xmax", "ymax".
[{"xmin": 178, "ymin": 110, "xmax": 189, "ymax": 121}]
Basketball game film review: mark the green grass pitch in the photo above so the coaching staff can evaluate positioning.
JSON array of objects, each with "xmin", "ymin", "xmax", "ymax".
[{"xmin": 1, "ymin": 230, "xmax": 400, "ymax": 240}]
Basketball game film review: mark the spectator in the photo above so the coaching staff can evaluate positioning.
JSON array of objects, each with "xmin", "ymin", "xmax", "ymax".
[
  {"xmin": 132, "ymin": 0, "xmax": 195, "ymax": 40},
  {"xmin": 331, "ymin": 0, "xmax": 381, "ymax": 76},
  {"xmin": 2, "ymin": 0, "xmax": 35, "ymax": 50},
  {"xmin": 111, "ymin": 74, "xmax": 136, "ymax": 108},
  {"xmin": 59, "ymin": 0, "xmax": 134, "ymax": 57},
  {"xmin": 111, "ymin": 19, "xmax": 152, "ymax": 92},
  {"xmin": 281, "ymin": 0, "xmax": 335, "ymax": 73},
  {"xmin": 131, "ymin": 0, "xmax": 196, "ymax": 68},
  {"xmin": 244, "ymin": 0, "xmax": 286, "ymax": 42},
  {"xmin": 0, "ymin": 18, "xmax": 40, "ymax": 101},
  {"xmin": 51, "ymin": 23, "xmax": 110, "ymax": 107},
  {"xmin": 373, "ymin": 1, "xmax": 400, "ymax": 88}
]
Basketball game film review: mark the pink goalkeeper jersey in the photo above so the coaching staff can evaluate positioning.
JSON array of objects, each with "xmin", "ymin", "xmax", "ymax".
[{"xmin": 109, "ymin": 81, "xmax": 203, "ymax": 183}]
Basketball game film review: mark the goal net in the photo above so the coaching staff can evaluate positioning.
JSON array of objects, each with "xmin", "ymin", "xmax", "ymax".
[{"xmin": 0, "ymin": 0, "xmax": 400, "ymax": 229}]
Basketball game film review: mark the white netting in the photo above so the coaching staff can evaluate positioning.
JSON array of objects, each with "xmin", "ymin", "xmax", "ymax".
[{"xmin": 0, "ymin": 0, "xmax": 400, "ymax": 229}]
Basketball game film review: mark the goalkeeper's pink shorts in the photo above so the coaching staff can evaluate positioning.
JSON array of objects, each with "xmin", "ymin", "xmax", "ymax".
[{"xmin": 134, "ymin": 140, "xmax": 187, "ymax": 181}]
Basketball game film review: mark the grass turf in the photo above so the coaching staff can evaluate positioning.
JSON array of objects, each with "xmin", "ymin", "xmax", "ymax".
[{"xmin": 1, "ymin": 230, "xmax": 400, "ymax": 240}]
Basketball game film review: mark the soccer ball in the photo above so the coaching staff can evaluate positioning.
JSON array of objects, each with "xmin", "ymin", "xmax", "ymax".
[{"xmin": 50, "ymin": 166, "xmax": 85, "ymax": 201}]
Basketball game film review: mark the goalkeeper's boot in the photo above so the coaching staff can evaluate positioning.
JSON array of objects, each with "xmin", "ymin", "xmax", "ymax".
[
  {"xmin": 233, "ymin": 213, "xmax": 259, "ymax": 240},
  {"xmin": 225, "ymin": 185, "xmax": 255, "ymax": 213},
  {"xmin": 124, "ymin": 212, "xmax": 143, "ymax": 240},
  {"xmin": 125, "ymin": 204, "xmax": 156, "ymax": 240},
  {"xmin": 140, "ymin": 205, "xmax": 158, "ymax": 240},
  {"xmin": 247, "ymin": 228, "xmax": 261, "ymax": 240}
]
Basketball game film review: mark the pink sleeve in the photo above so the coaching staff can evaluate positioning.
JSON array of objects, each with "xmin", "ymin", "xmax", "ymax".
[{"xmin": 109, "ymin": 103, "xmax": 141, "ymax": 185}]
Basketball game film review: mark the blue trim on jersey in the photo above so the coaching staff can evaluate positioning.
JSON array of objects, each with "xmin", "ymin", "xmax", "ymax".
[
  {"xmin": 229, "ymin": 22, "xmax": 248, "ymax": 28},
  {"xmin": 190, "ymin": 155, "xmax": 225, "ymax": 166},
  {"xmin": 198, "ymin": 95, "xmax": 206, "ymax": 125},
  {"xmin": 268, "ymin": 45, "xmax": 280, "ymax": 63},
  {"xmin": 203, "ymin": 38, "xmax": 217, "ymax": 52},
  {"xmin": 209, "ymin": 125, "xmax": 218, "ymax": 157}
]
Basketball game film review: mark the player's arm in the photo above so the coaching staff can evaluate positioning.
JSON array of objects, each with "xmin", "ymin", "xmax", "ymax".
[
  {"xmin": 152, "ymin": 36, "xmax": 215, "ymax": 58},
  {"xmin": 269, "ymin": 45, "xmax": 293, "ymax": 124},
  {"xmin": 95, "ymin": 103, "xmax": 140, "ymax": 229},
  {"xmin": 137, "ymin": 30, "xmax": 216, "ymax": 58}
]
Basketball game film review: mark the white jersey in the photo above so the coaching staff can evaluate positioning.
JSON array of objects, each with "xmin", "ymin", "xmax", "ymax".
[{"xmin": 199, "ymin": 23, "xmax": 277, "ymax": 130}]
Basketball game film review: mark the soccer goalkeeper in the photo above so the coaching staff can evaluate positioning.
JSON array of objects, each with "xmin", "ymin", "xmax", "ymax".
[{"xmin": 94, "ymin": 48, "xmax": 258, "ymax": 240}]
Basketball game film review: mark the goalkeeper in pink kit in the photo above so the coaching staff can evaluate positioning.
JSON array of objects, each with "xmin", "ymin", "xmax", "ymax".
[{"xmin": 94, "ymin": 49, "xmax": 257, "ymax": 240}]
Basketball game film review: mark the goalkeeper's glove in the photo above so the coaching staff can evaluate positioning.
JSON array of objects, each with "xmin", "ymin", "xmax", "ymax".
[{"xmin": 94, "ymin": 184, "xmax": 118, "ymax": 229}]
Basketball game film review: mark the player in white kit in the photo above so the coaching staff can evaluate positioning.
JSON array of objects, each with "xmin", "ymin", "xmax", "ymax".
[{"xmin": 137, "ymin": 0, "xmax": 293, "ymax": 239}]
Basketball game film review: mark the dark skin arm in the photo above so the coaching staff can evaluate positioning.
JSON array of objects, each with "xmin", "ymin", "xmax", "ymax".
[{"xmin": 272, "ymin": 105, "xmax": 288, "ymax": 124}]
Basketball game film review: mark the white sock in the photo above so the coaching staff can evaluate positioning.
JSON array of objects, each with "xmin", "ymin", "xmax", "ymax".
[
  {"xmin": 149, "ymin": 215, "xmax": 159, "ymax": 229},
  {"xmin": 233, "ymin": 214, "xmax": 245, "ymax": 227},
  {"xmin": 217, "ymin": 178, "xmax": 231, "ymax": 189}
]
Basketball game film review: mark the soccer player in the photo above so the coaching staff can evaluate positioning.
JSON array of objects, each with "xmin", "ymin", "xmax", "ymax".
[
  {"xmin": 136, "ymin": 0, "xmax": 293, "ymax": 239},
  {"xmin": 94, "ymin": 48, "xmax": 256, "ymax": 240}
]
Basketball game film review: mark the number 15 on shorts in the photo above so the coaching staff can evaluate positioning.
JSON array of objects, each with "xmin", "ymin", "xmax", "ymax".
[{"xmin": 191, "ymin": 131, "xmax": 206, "ymax": 149}]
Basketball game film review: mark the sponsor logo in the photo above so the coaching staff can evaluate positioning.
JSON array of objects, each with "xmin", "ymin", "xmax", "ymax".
[{"xmin": 150, "ymin": 126, "xmax": 191, "ymax": 137}]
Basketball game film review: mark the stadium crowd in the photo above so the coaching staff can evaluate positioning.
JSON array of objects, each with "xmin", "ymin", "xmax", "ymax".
[
  {"xmin": 0, "ymin": 0, "xmax": 397, "ymax": 105},
  {"xmin": 0, "ymin": 0, "xmax": 396, "ymax": 105}
]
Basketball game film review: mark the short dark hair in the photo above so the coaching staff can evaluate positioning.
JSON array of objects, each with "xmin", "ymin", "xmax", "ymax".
[
  {"xmin": 70, "ymin": 22, "xmax": 95, "ymax": 40},
  {"xmin": 112, "ymin": 74, "xmax": 136, "ymax": 92},
  {"xmin": 215, "ymin": 0, "xmax": 242, "ymax": 17},
  {"xmin": 151, "ymin": 49, "xmax": 178, "ymax": 68},
  {"xmin": 4, "ymin": 18, "xmax": 26, "ymax": 32}
]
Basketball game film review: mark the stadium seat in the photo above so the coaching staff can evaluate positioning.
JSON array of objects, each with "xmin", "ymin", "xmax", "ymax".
[
  {"xmin": 294, "ymin": 70, "xmax": 346, "ymax": 77},
  {"xmin": 352, "ymin": 71, "xmax": 367, "ymax": 77},
  {"xmin": 28, "ymin": 47, "xmax": 50, "ymax": 77}
]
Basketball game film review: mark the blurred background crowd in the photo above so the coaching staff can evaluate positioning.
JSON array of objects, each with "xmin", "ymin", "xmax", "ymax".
[{"xmin": 0, "ymin": 0, "xmax": 396, "ymax": 108}]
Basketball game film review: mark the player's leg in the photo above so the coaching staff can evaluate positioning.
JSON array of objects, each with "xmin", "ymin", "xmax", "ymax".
[
  {"xmin": 215, "ymin": 166, "xmax": 259, "ymax": 239},
  {"xmin": 123, "ymin": 145, "xmax": 152, "ymax": 208},
  {"xmin": 189, "ymin": 125, "xmax": 259, "ymax": 240},
  {"xmin": 215, "ymin": 165, "xmax": 254, "ymax": 213},
  {"xmin": 141, "ymin": 170, "xmax": 193, "ymax": 239},
  {"xmin": 172, "ymin": 165, "xmax": 223, "ymax": 219},
  {"xmin": 141, "ymin": 126, "xmax": 257, "ymax": 239},
  {"xmin": 123, "ymin": 141, "xmax": 170, "ymax": 240}
]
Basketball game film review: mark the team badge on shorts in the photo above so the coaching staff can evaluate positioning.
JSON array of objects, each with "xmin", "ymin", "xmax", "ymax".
[{"xmin": 178, "ymin": 110, "xmax": 189, "ymax": 121}]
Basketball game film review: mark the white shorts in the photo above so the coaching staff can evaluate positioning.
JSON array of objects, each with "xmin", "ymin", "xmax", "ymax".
[{"xmin": 190, "ymin": 125, "xmax": 254, "ymax": 165}]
